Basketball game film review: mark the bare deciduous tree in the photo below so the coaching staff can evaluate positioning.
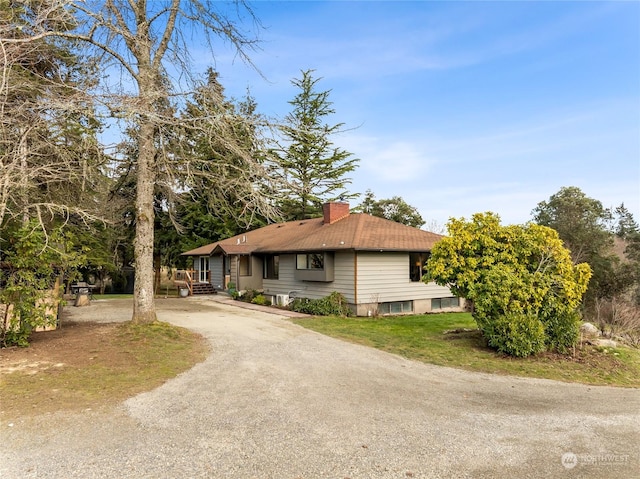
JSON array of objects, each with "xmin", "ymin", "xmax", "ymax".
[
  {"xmin": 0, "ymin": 1, "xmax": 105, "ymax": 242},
  {"xmin": 4, "ymin": 1, "xmax": 280, "ymax": 323}
]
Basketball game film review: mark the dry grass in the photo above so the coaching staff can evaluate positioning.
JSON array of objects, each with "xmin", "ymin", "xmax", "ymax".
[{"xmin": 0, "ymin": 320, "xmax": 209, "ymax": 418}]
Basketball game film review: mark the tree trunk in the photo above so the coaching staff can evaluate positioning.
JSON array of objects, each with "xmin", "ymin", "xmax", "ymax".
[
  {"xmin": 130, "ymin": 9, "xmax": 161, "ymax": 324},
  {"xmin": 132, "ymin": 119, "xmax": 157, "ymax": 323},
  {"xmin": 154, "ymin": 253, "xmax": 162, "ymax": 294}
]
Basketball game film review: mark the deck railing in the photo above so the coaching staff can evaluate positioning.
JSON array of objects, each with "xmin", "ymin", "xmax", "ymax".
[
  {"xmin": 174, "ymin": 269, "xmax": 194, "ymax": 295},
  {"xmin": 174, "ymin": 270, "xmax": 211, "ymax": 295}
]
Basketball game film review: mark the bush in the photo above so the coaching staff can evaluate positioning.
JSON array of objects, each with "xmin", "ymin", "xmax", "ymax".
[
  {"xmin": 239, "ymin": 289, "xmax": 258, "ymax": 303},
  {"xmin": 542, "ymin": 309, "xmax": 581, "ymax": 354},
  {"xmin": 425, "ymin": 213, "xmax": 592, "ymax": 357},
  {"xmin": 1, "ymin": 221, "xmax": 82, "ymax": 347},
  {"xmin": 290, "ymin": 292, "xmax": 351, "ymax": 316},
  {"xmin": 251, "ymin": 294, "xmax": 271, "ymax": 306},
  {"xmin": 484, "ymin": 313, "xmax": 546, "ymax": 358},
  {"xmin": 226, "ymin": 282, "xmax": 239, "ymax": 300}
]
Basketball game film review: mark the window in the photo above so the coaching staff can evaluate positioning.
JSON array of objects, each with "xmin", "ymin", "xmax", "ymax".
[
  {"xmin": 296, "ymin": 253, "xmax": 324, "ymax": 270},
  {"xmin": 263, "ymin": 255, "xmax": 279, "ymax": 280},
  {"xmin": 238, "ymin": 255, "xmax": 251, "ymax": 276},
  {"xmin": 432, "ymin": 297, "xmax": 459, "ymax": 310},
  {"xmin": 378, "ymin": 301, "xmax": 413, "ymax": 315},
  {"xmin": 294, "ymin": 252, "xmax": 334, "ymax": 282},
  {"xmin": 410, "ymin": 252, "xmax": 430, "ymax": 282}
]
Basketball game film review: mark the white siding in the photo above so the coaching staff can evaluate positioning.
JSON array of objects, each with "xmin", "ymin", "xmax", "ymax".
[{"xmin": 356, "ymin": 252, "xmax": 453, "ymax": 304}]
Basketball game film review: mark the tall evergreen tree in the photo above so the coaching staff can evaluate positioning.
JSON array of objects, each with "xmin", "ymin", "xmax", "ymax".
[
  {"xmin": 614, "ymin": 203, "xmax": 639, "ymax": 239},
  {"xmin": 180, "ymin": 69, "xmax": 273, "ymax": 234},
  {"xmin": 272, "ymin": 70, "xmax": 359, "ymax": 220}
]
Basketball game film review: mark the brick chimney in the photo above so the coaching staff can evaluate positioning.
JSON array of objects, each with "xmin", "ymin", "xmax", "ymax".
[{"xmin": 323, "ymin": 202, "xmax": 350, "ymax": 224}]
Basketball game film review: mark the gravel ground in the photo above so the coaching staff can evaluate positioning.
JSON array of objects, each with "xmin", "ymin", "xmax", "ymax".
[{"xmin": 2, "ymin": 296, "xmax": 639, "ymax": 478}]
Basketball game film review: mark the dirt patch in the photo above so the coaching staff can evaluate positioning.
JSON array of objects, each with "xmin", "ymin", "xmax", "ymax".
[
  {"xmin": 0, "ymin": 318, "xmax": 208, "ymax": 418},
  {"xmin": 0, "ymin": 321, "xmax": 119, "ymax": 374}
]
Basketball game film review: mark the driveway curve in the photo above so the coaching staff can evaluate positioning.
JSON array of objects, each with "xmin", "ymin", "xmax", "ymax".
[{"xmin": 2, "ymin": 297, "xmax": 639, "ymax": 478}]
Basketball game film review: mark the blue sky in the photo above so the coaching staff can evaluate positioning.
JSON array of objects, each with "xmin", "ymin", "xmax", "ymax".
[{"xmin": 197, "ymin": 1, "xmax": 639, "ymax": 229}]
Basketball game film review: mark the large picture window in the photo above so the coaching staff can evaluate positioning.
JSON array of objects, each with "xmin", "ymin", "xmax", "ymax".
[
  {"xmin": 296, "ymin": 253, "xmax": 324, "ymax": 270},
  {"xmin": 263, "ymin": 255, "xmax": 279, "ymax": 279}
]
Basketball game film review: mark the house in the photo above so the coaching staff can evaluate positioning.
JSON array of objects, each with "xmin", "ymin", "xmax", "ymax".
[{"xmin": 181, "ymin": 202, "xmax": 464, "ymax": 316}]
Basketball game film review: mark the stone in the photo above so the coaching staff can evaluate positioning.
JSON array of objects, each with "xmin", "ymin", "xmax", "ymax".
[
  {"xmin": 580, "ymin": 322, "xmax": 601, "ymax": 338},
  {"xmin": 595, "ymin": 338, "xmax": 617, "ymax": 348}
]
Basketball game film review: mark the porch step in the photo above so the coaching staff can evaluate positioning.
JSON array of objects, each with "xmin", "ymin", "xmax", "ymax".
[{"xmin": 191, "ymin": 283, "xmax": 217, "ymax": 295}]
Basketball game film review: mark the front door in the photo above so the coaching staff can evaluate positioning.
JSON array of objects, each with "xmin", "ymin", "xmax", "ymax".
[{"xmin": 199, "ymin": 257, "xmax": 209, "ymax": 283}]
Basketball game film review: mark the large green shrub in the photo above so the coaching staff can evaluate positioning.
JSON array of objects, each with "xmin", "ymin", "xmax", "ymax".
[
  {"xmin": 483, "ymin": 313, "xmax": 546, "ymax": 357},
  {"xmin": 290, "ymin": 292, "xmax": 351, "ymax": 316},
  {"xmin": 426, "ymin": 213, "xmax": 591, "ymax": 357},
  {"xmin": 541, "ymin": 309, "xmax": 581, "ymax": 354}
]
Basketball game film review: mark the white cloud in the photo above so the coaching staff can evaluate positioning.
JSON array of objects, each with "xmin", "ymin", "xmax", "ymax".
[{"xmin": 341, "ymin": 134, "xmax": 436, "ymax": 184}]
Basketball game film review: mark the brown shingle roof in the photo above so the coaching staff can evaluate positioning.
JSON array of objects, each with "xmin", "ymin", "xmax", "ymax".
[{"xmin": 182, "ymin": 213, "xmax": 443, "ymax": 256}]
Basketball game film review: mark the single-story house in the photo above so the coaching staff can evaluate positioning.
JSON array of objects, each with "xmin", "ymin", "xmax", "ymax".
[{"xmin": 182, "ymin": 202, "xmax": 464, "ymax": 316}]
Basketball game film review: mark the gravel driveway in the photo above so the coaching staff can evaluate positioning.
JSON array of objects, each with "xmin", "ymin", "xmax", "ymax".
[{"xmin": 2, "ymin": 297, "xmax": 639, "ymax": 478}]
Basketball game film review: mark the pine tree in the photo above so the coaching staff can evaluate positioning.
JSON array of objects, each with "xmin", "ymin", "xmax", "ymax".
[
  {"xmin": 272, "ymin": 70, "xmax": 359, "ymax": 220},
  {"xmin": 614, "ymin": 203, "xmax": 639, "ymax": 238}
]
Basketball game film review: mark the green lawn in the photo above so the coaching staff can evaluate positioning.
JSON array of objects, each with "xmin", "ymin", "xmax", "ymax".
[
  {"xmin": 293, "ymin": 313, "xmax": 640, "ymax": 387},
  {"xmin": 92, "ymin": 293, "xmax": 134, "ymax": 300}
]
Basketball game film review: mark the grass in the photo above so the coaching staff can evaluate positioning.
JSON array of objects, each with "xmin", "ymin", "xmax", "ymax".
[
  {"xmin": 293, "ymin": 312, "xmax": 640, "ymax": 387},
  {"xmin": 92, "ymin": 293, "xmax": 134, "ymax": 300},
  {"xmin": 91, "ymin": 289, "xmax": 181, "ymax": 300},
  {"xmin": 0, "ymin": 321, "xmax": 209, "ymax": 417}
]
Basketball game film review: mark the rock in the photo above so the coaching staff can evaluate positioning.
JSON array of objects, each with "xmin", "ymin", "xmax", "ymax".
[
  {"xmin": 595, "ymin": 338, "xmax": 617, "ymax": 348},
  {"xmin": 580, "ymin": 322, "xmax": 601, "ymax": 338}
]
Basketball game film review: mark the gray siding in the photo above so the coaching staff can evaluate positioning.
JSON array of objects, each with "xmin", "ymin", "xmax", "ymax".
[
  {"xmin": 263, "ymin": 251, "xmax": 355, "ymax": 302},
  {"xmin": 355, "ymin": 252, "xmax": 453, "ymax": 304},
  {"xmin": 210, "ymin": 255, "xmax": 224, "ymax": 290}
]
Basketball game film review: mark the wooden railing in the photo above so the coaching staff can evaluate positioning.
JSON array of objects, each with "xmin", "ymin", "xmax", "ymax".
[
  {"xmin": 174, "ymin": 269, "xmax": 194, "ymax": 295},
  {"xmin": 174, "ymin": 270, "xmax": 212, "ymax": 296}
]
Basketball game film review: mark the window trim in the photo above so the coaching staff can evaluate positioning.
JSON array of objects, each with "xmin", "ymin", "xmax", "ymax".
[{"xmin": 294, "ymin": 252, "xmax": 334, "ymax": 282}]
